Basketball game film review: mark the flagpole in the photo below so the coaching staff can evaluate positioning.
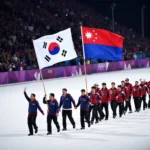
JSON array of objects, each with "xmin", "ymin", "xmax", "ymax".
[
  {"xmin": 80, "ymin": 26, "xmax": 88, "ymax": 93},
  {"xmin": 39, "ymin": 69, "xmax": 49, "ymax": 111},
  {"xmin": 39, "ymin": 69, "xmax": 46, "ymax": 94}
]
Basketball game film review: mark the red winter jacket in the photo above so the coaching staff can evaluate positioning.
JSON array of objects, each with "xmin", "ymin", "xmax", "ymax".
[
  {"xmin": 109, "ymin": 88, "xmax": 117, "ymax": 101},
  {"xmin": 96, "ymin": 88, "xmax": 101, "ymax": 95},
  {"xmin": 125, "ymin": 83, "xmax": 133, "ymax": 96},
  {"xmin": 121, "ymin": 86, "xmax": 129, "ymax": 100},
  {"xmin": 88, "ymin": 92, "xmax": 100, "ymax": 104},
  {"xmin": 140, "ymin": 84, "xmax": 148, "ymax": 96},
  {"xmin": 100, "ymin": 88, "xmax": 109, "ymax": 103},
  {"xmin": 116, "ymin": 90, "xmax": 126, "ymax": 103},
  {"xmin": 132, "ymin": 85, "xmax": 141, "ymax": 98}
]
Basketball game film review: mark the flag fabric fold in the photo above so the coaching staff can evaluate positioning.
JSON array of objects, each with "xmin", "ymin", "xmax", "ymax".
[
  {"xmin": 81, "ymin": 27, "xmax": 124, "ymax": 61},
  {"xmin": 33, "ymin": 28, "xmax": 77, "ymax": 69}
]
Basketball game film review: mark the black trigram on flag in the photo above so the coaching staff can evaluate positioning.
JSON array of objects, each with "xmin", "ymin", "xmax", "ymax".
[
  {"xmin": 57, "ymin": 36, "xmax": 63, "ymax": 43},
  {"xmin": 62, "ymin": 50, "xmax": 67, "ymax": 57},
  {"xmin": 43, "ymin": 42, "xmax": 47, "ymax": 49},
  {"xmin": 45, "ymin": 55, "xmax": 51, "ymax": 62}
]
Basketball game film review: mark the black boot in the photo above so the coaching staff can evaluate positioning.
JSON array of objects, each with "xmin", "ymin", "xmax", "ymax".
[
  {"xmin": 73, "ymin": 124, "xmax": 76, "ymax": 129},
  {"xmin": 100, "ymin": 115, "xmax": 105, "ymax": 121},
  {"xmin": 62, "ymin": 128, "xmax": 67, "ymax": 131},
  {"xmin": 57, "ymin": 127, "xmax": 60, "ymax": 132},
  {"xmin": 47, "ymin": 132, "xmax": 52, "ymax": 135},
  {"xmin": 28, "ymin": 133, "xmax": 33, "ymax": 136},
  {"xmin": 35, "ymin": 127, "xmax": 38, "ymax": 134},
  {"xmin": 105, "ymin": 117, "xmax": 108, "ymax": 120},
  {"xmin": 95, "ymin": 121, "xmax": 99, "ymax": 123},
  {"xmin": 129, "ymin": 111, "xmax": 132, "ymax": 114},
  {"xmin": 81, "ymin": 127, "xmax": 85, "ymax": 130}
]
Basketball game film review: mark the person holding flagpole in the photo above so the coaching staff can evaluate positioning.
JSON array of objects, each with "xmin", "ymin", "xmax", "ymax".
[
  {"xmin": 59, "ymin": 88, "xmax": 76, "ymax": 131},
  {"xmin": 43, "ymin": 93, "xmax": 60, "ymax": 135}
]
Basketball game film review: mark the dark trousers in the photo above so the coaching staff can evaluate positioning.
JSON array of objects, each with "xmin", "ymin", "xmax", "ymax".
[
  {"xmin": 122, "ymin": 100, "xmax": 125, "ymax": 113},
  {"xmin": 80, "ymin": 110, "xmax": 90, "ymax": 128},
  {"xmin": 28, "ymin": 114, "xmax": 37, "ymax": 134},
  {"xmin": 141, "ymin": 95, "xmax": 147, "ymax": 109},
  {"xmin": 97, "ymin": 103, "xmax": 105, "ymax": 119},
  {"xmin": 125, "ymin": 96, "xmax": 132, "ymax": 112},
  {"xmin": 47, "ymin": 115, "xmax": 60, "ymax": 133},
  {"xmin": 117, "ymin": 102, "xmax": 124, "ymax": 117},
  {"xmin": 62, "ymin": 110, "xmax": 75, "ymax": 129},
  {"xmin": 89, "ymin": 105, "xmax": 98, "ymax": 122},
  {"xmin": 148, "ymin": 95, "xmax": 150, "ymax": 108},
  {"xmin": 134, "ymin": 97, "xmax": 141, "ymax": 111},
  {"xmin": 101, "ymin": 103, "xmax": 109, "ymax": 119},
  {"xmin": 111, "ymin": 100, "xmax": 117, "ymax": 116}
]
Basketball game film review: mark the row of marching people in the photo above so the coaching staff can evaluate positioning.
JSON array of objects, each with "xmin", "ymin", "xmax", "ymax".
[
  {"xmin": 88, "ymin": 78, "xmax": 150, "ymax": 125},
  {"xmin": 23, "ymin": 78, "xmax": 150, "ymax": 136}
]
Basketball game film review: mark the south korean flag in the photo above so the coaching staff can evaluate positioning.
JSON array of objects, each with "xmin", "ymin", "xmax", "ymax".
[{"xmin": 33, "ymin": 28, "xmax": 77, "ymax": 69}]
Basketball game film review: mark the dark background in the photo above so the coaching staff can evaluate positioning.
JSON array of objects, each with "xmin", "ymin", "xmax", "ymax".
[{"xmin": 79, "ymin": 0, "xmax": 150, "ymax": 38}]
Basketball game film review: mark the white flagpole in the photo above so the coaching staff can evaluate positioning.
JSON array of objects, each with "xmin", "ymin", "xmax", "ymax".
[
  {"xmin": 80, "ymin": 26, "xmax": 88, "ymax": 93},
  {"xmin": 39, "ymin": 69, "xmax": 50, "ymax": 112},
  {"xmin": 39, "ymin": 69, "xmax": 46, "ymax": 94}
]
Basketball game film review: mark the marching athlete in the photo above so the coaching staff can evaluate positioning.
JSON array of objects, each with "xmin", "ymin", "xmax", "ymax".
[
  {"xmin": 116, "ymin": 85, "xmax": 126, "ymax": 117},
  {"xmin": 125, "ymin": 78, "xmax": 133, "ymax": 113},
  {"xmin": 94, "ymin": 83, "xmax": 101, "ymax": 95},
  {"xmin": 24, "ymin": 88, "xmax": 44, "ymax": 136},
  {"xmin": 100, "ymin": 83, "xmax": 109, "ymax": 120},
  {"xmin": 140, "ymin": 80, "xmax": 148, "ymax": 110},
  {"xmin": 43, "ymin": 93, "xmax": 60, "ymax": 135},
  {"xmin": 94, "ymin": 83, "xmax": 105, "ymax": 121},
  {"xmin": 76, "ymin": 89, "xmax": 91, "ymax": 129},
  {"xmin": 59, "ymin": 88, "xmax": 76, "ymax": 131},
  {"xmin": 132, "ymin": 81, "xmax": 142, "ymax": 112},
  {"xmin": 88, "ymin": 86, "xmax": 100, "ymax": 124},
  {"xmin": 109, "ymin": 82, "xmax": 118, "ymax": 118},
  {"xmin": 121, "ymin": 81, "xmax": 129, "ymax": 114}
]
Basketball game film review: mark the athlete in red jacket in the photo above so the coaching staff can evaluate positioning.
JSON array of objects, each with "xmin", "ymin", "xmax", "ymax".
[
  {"xmin": 116, "ymin": 85, "xmax": 126, "ymax": 117},
  {"xmin": 94, "ymin": 83, "xmax": 101, "ymax": 95},
  {"xmin": 140, "ymin": 80, "xmax": 148, "ymax": 110},
  {"xmin": 88, "ymin": 86, "xmax": 100, "ymax": 124},
  {"xmin": 100, "ymin": 83, "xmax": 109, "ymax": 120},
  {"xmin": 94, "ymin": 83, "xmax": 105, "ymax": 121},
  {"xmin": 109, "ymin": 82, "xmax": 118, "ymax": 118},
  {"xmin": 132, "ymin": 81, "xmax": 142, "ymax": 112},
  {"xmin": 125, "ymin": 78, "xmax": 133, "ymax": 113},
  {"xmin": 121, "ymin": 81, "xmax": 129, "ymax": 114}
]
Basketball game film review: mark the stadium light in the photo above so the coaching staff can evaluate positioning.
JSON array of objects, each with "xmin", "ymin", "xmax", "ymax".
[
  {"xmin": 141, "ymin": 5, "xmax": 146, "ymax": 38},
  {"xmin": 111, "ymin": 3, "xmax": 116, "ymax": 32}
]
